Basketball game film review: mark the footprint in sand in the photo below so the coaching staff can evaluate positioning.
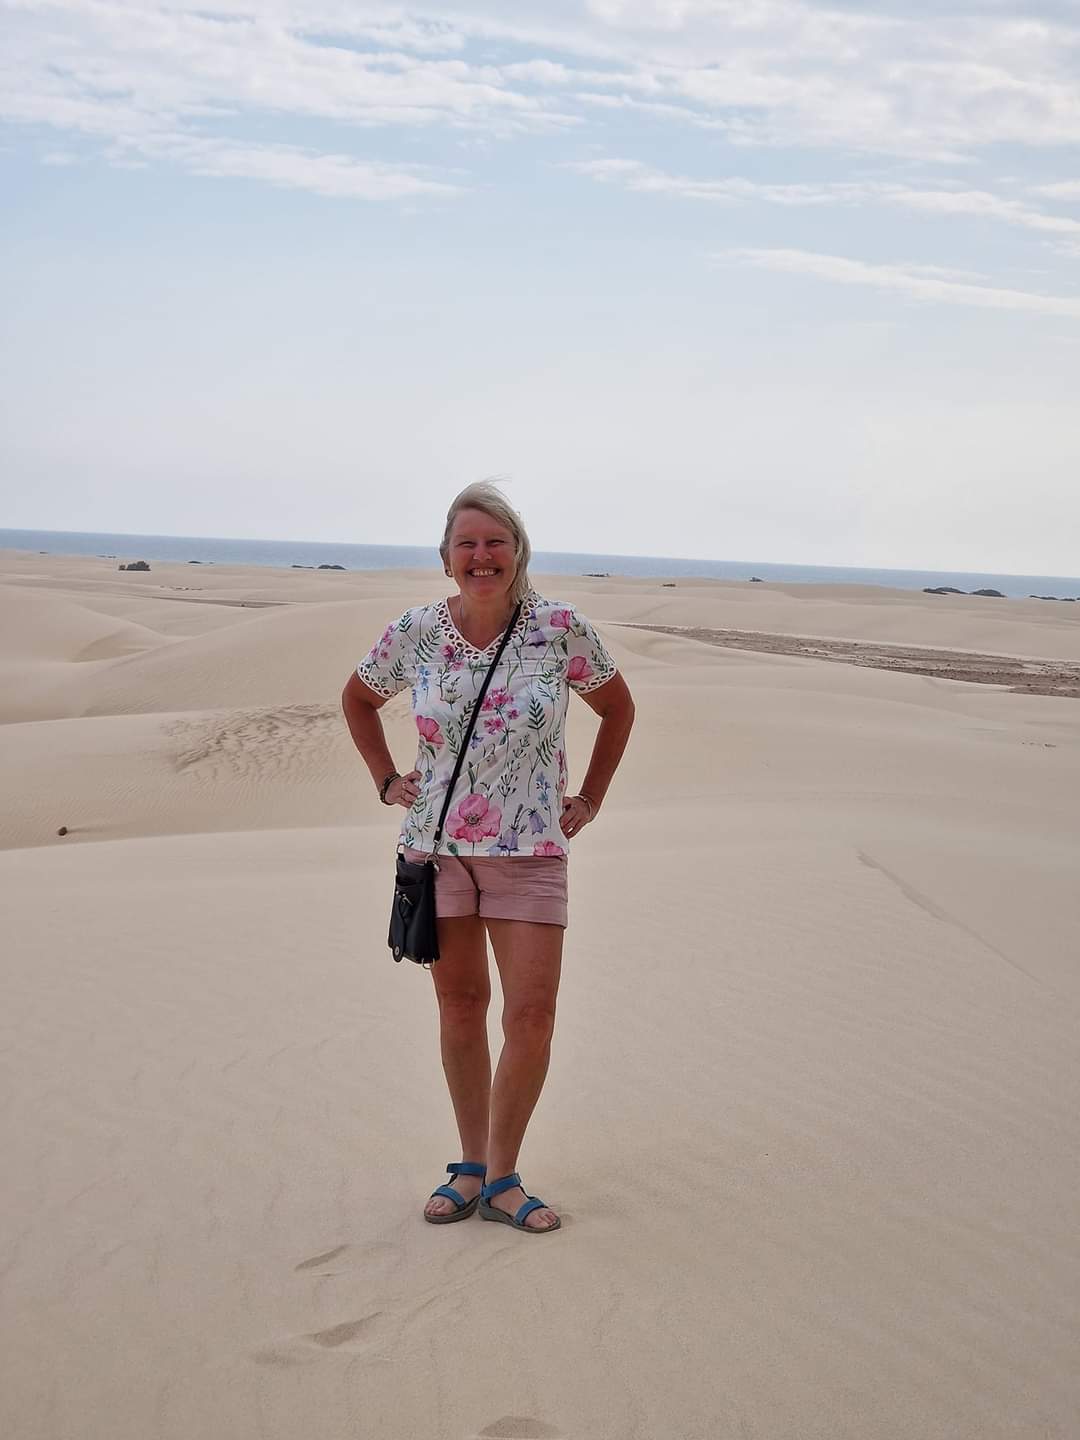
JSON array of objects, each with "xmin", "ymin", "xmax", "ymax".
[
  {"xmin": 250, "ymin": 1312, "xmax": 382, "ymax": 1367},
  {"xmin": 293, "ymin": 1244, "xmax": 350, "ymax": 1272},
  {"xmin": 308, "ymin": 1316, "xmax": 380, "ymax": 1348},
  {"xmin": 292, "ymin": 1239, "xmax": 400, "ymax": 1277},
  {"xmin": 476, "ymin": 1420, "xmax": 563, "ymax": 1439}
]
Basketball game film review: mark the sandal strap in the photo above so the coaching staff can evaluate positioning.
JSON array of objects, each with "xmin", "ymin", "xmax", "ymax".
[
  {"xmin": 515, "ymin": 1196, "xmax": 547, "ymax": 1226},
  {"xmin": 480, "ymin": 1171, "xmax": 521, "ymax": 1200},
  {"xmin": 430, "ymin": 1183, "xmax": 467, "ymax": 1208},
  {"xmin": 446, "ymin": 1161, "xmax": 486, "ymax": 1178}
]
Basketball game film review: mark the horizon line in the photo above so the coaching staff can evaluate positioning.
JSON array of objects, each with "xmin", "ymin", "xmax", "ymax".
[{"xmin": 1, "ymin": 525, "xmax": 1078, "ymax": 584}]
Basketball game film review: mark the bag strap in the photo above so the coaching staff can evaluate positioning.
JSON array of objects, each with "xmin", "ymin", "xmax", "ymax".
[{"xmin": 431, "ymin": 600, "xmax": 523, "ymax": 856}]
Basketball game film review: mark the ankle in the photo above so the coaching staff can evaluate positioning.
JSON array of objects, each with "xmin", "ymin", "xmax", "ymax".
[{"xmin": 484, "ymin": 1166, "xmax": 519, "ymax": 1189}]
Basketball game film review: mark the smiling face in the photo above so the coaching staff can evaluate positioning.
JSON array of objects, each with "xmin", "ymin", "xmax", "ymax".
[{"xmin": 446, "ymin": 506, "xmax": 519, "ymax": 606}]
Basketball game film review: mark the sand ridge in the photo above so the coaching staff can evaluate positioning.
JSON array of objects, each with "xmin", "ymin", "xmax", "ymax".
[{"xmin": 622, "ymin": 622, "xmax": 1080, "ymax": 697}]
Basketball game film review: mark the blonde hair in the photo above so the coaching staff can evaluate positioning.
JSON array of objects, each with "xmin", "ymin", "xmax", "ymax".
[{"xmin": 439, "ymin": 481, "xmax": 533, "ymax": 607}]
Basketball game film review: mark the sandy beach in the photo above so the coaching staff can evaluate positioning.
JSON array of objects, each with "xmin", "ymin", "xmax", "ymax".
[{"xmin": 3, "ymin": 547, "xmax": 1079, "ymax": 1440}]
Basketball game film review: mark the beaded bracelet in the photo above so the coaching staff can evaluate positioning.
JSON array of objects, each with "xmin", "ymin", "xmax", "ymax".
[{"xmin": 379, "ymin": 770, "xmax": 401, "ymax": 805}]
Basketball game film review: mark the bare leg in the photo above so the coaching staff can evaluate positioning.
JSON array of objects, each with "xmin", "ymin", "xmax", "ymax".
[
  {"xmin": 423, "ymin": 915, "xmax": 492, "ymax": 1219},
  {"xmin": 485, "ymin": 917, "xmax": 564, "ymax": 1231}
]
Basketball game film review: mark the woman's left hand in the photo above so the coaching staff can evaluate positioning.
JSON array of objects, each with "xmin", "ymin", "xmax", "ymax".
[{"xmin": 559, "ymin": 794, "xmax": 596, "ymax": 839}]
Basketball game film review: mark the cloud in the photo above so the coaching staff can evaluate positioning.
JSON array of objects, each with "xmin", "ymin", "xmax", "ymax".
[
  {"xmin": 563, "ymin": 157, "xmax": 856, "ymax": 205},
  {"xmin": 475, "ymin": 1, "xmax": 1080, "ymax": 158},
  {"xmin": 3, "ymin": 3, "xmax": 1080, "ymax": 149},
  {"xmin": 722, "ymin": 247, "xmax": 1080, "ymax": 319},
  {"xmin": 4, "ymin": 0, "xmax": 1080, "ymax": 204},
  {"xmin": 567, "ymin": 158, "xmax": 1080, "ymax": 246},
  {"xmin": 119, "ymin": 134, "xmax": 465, "ymax": 198},
  {"xmin": 884, "ymin": 185, "xmax": 1080, "ymax": 239},
  {"xmin": 0, "ymin": 0, "xmax": 581, "ymax": 202},
  {"xmin": 1030, "ymin": 179, "xmax": 1080, "ymax": 201}
]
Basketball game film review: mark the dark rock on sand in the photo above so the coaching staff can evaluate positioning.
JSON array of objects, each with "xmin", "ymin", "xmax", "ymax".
[
  {"xmin": 317, "ymin": 564, "xmax": 346, "ymax": 570},
  {"xmin": 119, "ymin": 561, "xmax": 151, "ymax": 571},
  {"xmin": 923, "ymin": 586, "xmax": 966, "ymax": 595},
  {"xmin": 972, "ymin": 588, "xmax": 1005, "ymax": 598}
]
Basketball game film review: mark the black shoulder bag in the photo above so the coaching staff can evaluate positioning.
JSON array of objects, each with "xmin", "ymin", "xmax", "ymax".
[{"xmin": 388, "ymin": 601, "xmax": 522, "ymax": 966}]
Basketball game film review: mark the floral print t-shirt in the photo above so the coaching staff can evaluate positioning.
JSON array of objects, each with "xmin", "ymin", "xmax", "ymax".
[{"xmin": 356, "ymin": 592, "xmax": 617, "ymax": 857}]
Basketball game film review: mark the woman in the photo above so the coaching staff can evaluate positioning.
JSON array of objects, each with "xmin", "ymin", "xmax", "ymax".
[{"xmin": 341, "ymin": 483, "xmax": 634, "ymax": 1233}]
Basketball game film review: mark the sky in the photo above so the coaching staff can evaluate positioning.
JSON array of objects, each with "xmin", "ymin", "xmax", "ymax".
[{"xmin": 2, "ymin": 0, "xmax": 1080, "ymax": 574}]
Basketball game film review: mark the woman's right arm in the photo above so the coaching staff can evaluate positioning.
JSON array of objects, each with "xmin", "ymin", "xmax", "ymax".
[{"xmin": 340, "ymin": 673, "xmax": 420, "ymax": 808}]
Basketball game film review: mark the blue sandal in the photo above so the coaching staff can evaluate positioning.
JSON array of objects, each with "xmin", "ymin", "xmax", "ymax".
[
  {"xmin": 424, "ymin": 1161, "xmax": 487, "ymax": 1225},
  {"xmin": 478, "ymin": 1172, "xmax": 561, "ymax": 1233}
]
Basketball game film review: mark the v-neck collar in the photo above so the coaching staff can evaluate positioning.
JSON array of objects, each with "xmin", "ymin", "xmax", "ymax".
[{"xmin": 439, "ymin": 593, "xmax": 532, "ymax": 659}]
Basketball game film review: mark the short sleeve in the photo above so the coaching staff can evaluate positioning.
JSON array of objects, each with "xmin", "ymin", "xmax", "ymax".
[
  {"xmin": 565, "ymin": 608, "xmax": 617, "ymax": 694},
  {"xmin": 356, "ymin": 611, "xmax": 418, "ymax": 699}
]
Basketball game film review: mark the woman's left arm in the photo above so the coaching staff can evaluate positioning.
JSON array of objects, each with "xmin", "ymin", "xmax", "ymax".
[{"xmin": 560, "ymin": 672, "xmax": 635, "ymax": 838}]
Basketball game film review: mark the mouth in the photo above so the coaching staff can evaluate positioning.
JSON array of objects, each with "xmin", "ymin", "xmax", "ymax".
[{"xmin": 468, "ymin": 568, "xmax": 499, "ymax": 578}]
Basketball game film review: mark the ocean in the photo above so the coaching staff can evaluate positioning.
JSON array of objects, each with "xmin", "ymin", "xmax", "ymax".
[{"xmin": 2, "ymin": 528, "xmax": 1078, "ymax": 602}]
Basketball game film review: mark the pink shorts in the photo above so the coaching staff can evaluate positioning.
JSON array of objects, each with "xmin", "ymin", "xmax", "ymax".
[{"xmin": 404, "ymin": 849, "xmax": 568, "ymax": 928}]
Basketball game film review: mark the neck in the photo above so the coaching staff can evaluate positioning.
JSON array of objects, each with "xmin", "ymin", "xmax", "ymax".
[{"xmin": 453, "ymin": 591, "xmax": 517, "ymax": 645}]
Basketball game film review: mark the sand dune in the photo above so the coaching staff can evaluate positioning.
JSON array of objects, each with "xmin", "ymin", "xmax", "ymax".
[
  {"xmin": 0, "ymin": 582, "xmax": 170, "ymax": 662},
  {"xmin": 2, "ymin": 547, "xmax": 1079, "ymax": 1440},
  {"xmin": 578, "ymin": 580, "xmax": 1080, "ymax": 663}
]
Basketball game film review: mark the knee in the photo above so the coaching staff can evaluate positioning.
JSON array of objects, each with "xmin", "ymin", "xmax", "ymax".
[
  {"xmin": 437, "ymin": 988, "xmax": 489, "ymax": 1034},
  {"xmin": 503, "ymin": 999, "xmax": 556, "ymax": 1049}
]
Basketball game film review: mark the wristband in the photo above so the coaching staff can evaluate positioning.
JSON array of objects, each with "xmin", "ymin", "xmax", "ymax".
[
  {"xmin": 579, "ymin": 793, "xmax": 596, "ymax": 818},
  {"xmin": 379, "ymin": 771, "xmax": 401, "ymax": 804}
]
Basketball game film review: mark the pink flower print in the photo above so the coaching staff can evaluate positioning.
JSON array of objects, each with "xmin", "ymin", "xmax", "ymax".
[
  {"xmin": 550, "ymin": 608, "xmax": 573, "ymax": 631},
  {"xmin": 415, "ymin": 716, "xmax": 444, "ymax": 750},
  {"xmin": 482, "ymin": 687, "xmax": 512, "ymax": 712},
  {"xmin": 533, "ymin": 840, "xmax": 566, "ymax": 857},
  {"xmin": 507, "ymin": 707, "xmax": 519, "ymax": 719},
  {"xmin": 440, "ymin": 643, "xmax": 463, "ymax": 669},
  {"xmin": 447, "ymin": 793, "xmax": 502, "ymax": 844},
  {"xmin": 370, "ymin": 627, "xmax": 394, "ymax": 662},
  {"xmin": 484, "ymin": 715, "xmax": 505, "ymax": 734},
  {"xmin": 567, "ymin": 655, "xmax": 593, "ymax": 684}
]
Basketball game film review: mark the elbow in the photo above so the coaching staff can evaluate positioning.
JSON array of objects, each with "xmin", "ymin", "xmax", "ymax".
[{"xmin": 342, "ymin": 671, "xmax": 383, "ymax": 721}]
